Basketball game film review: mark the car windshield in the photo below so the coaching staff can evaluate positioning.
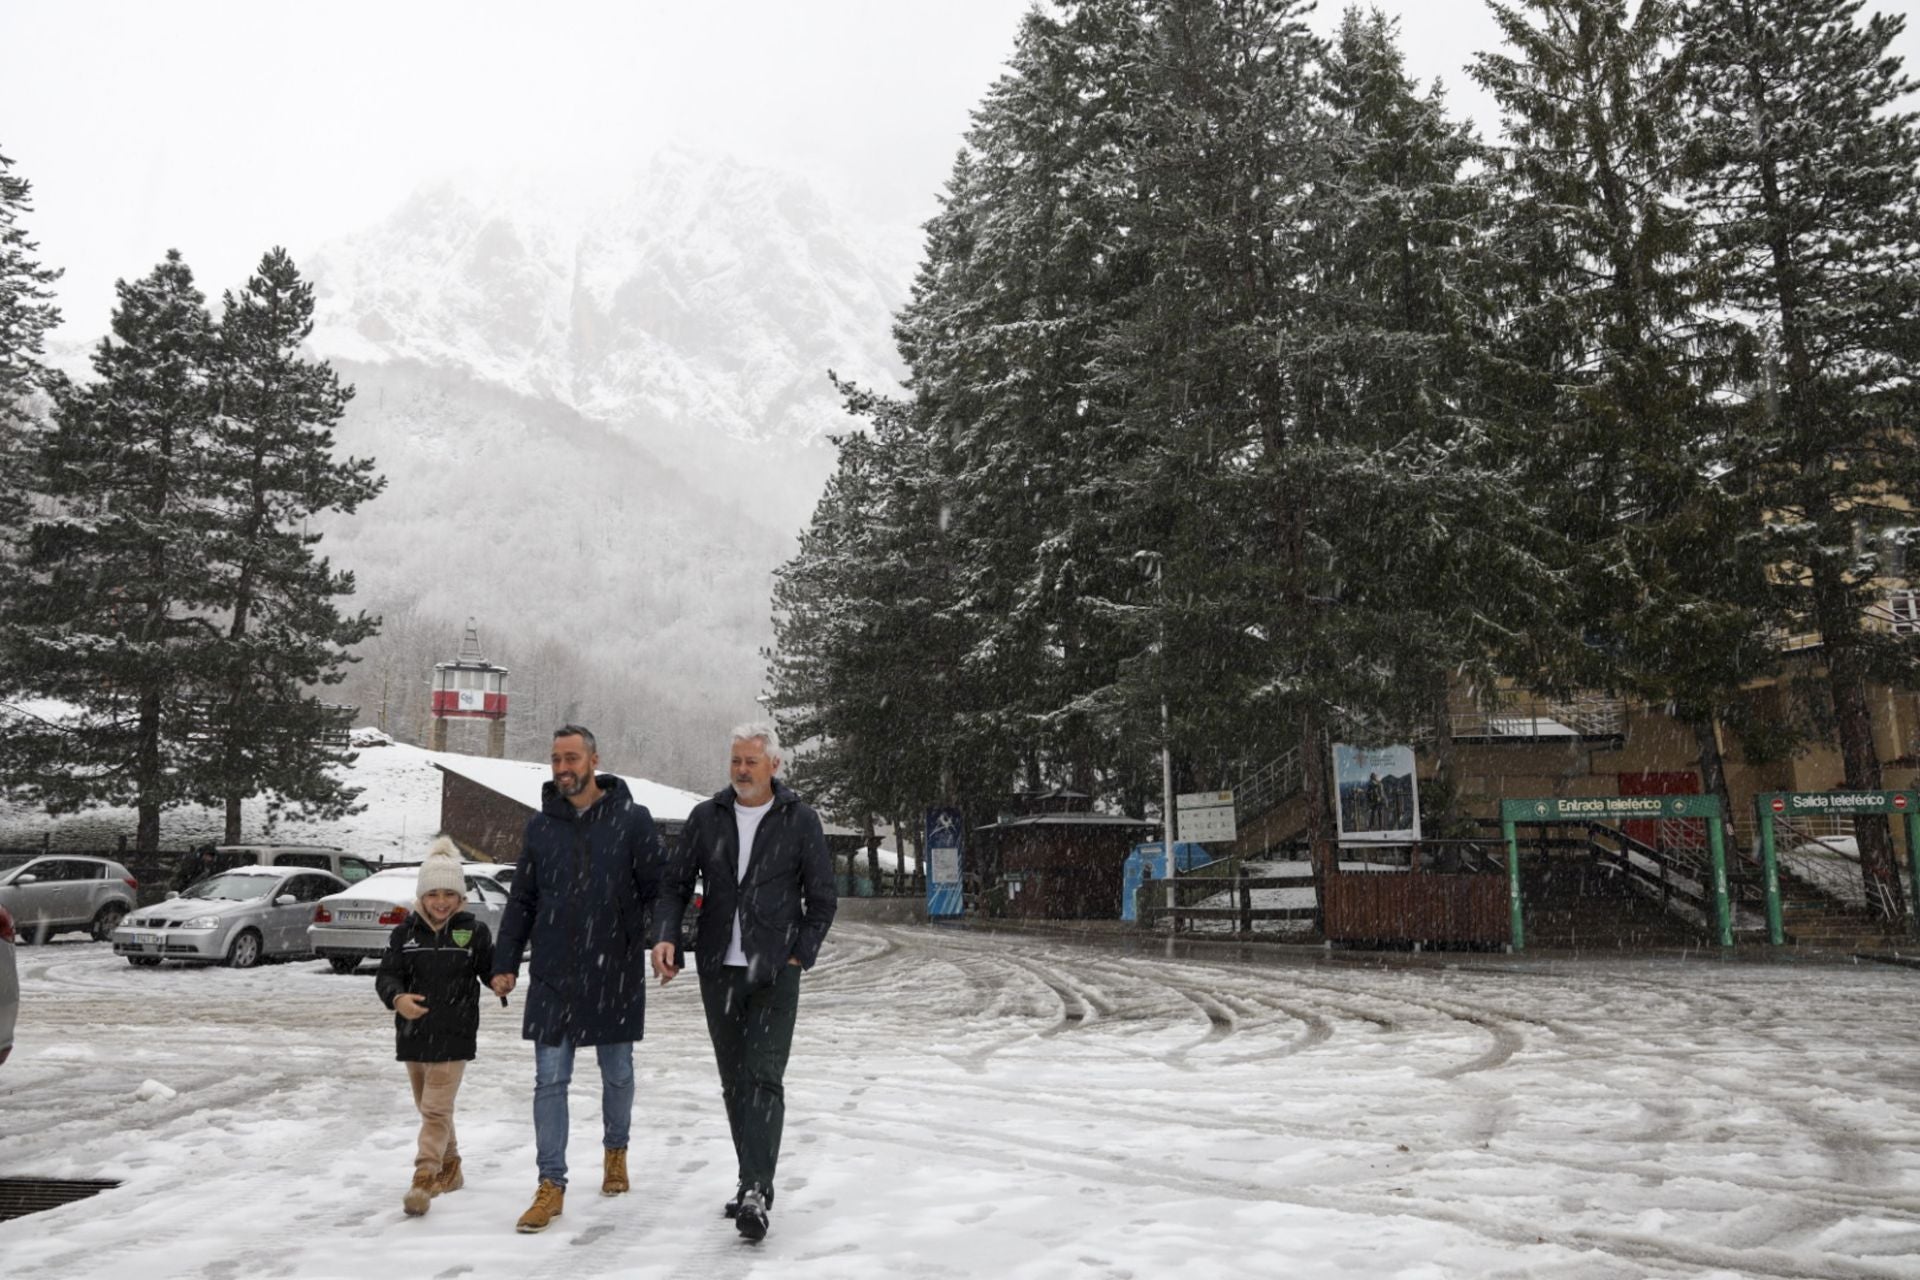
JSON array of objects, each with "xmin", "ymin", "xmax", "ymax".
[{"xmin": 181, "ymin": 873, "xmax": 275, "ymax": 902}]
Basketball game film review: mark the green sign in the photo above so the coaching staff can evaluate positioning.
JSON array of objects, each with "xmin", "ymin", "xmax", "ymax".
[
  {"xmin": 1759, "ymin": 790, "xmax": 1916, "ymax": 817},
  {"xmin": 1500, "ymin": 795, "xmax": 1723, "ymax": 822}
]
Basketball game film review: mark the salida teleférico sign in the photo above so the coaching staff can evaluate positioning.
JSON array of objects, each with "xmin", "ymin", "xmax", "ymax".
[{"xmin": 1762, "ymin": 790, "xmax": 1914, "ymax": 816}]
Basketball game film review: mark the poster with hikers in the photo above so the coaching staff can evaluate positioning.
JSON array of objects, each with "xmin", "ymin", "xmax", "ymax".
[{"xmin": 1332, "ymin": 743, "xmax": 1421, "ymax": 844}]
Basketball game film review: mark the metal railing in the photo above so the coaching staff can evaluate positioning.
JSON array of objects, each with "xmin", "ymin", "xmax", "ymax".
[
  {"xmin": 1450, "ymin": 693, "xmax": 1626, "ymax": 741},
  {"xmin": 1232, "ymin": 746, "xmax": 1304, "ymax": 825}
]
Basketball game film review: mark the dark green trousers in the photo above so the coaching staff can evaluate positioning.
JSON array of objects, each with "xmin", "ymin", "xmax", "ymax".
[{"xmin": 699, "ymin": 962, "xmax": 801, "ymax": 1198}]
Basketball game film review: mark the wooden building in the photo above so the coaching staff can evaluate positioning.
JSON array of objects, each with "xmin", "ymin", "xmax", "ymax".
[{"xmin": 977, "ymin": 804, "xmax": 1160, "ymax": 920}]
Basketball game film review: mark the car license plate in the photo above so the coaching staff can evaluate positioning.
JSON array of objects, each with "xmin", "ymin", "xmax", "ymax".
[
  {"xmin": 134, "ymin": 933, "xmax": 157, "ymax": 945},
  {"xmin": 342, "ymin": 911, "xmax": 375, "ymax": 923}
]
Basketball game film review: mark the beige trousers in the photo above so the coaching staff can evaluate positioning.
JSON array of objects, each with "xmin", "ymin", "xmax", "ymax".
[{"xmin": 406, "ymin": 1060, "xmax": 466, "ymax": 1173}]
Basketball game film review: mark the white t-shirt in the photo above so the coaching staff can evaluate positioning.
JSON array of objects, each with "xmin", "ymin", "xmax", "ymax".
[{"xmin": 724, "ymin": 796, "xmax": 774, "ymax": 967}]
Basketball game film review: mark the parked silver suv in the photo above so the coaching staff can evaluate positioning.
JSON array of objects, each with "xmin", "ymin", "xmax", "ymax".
[{"xmin": 0, "ymin": 855, "xmax": 138, "ymax": 943}]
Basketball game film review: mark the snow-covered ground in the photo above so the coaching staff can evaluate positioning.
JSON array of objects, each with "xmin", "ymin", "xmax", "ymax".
[{"xmin": 4, "ymin": 924, "xmax": 1917, "ymax": 1278}]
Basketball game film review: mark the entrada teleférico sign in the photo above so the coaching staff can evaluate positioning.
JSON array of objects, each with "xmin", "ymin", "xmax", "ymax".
[{"xmin": 1500, "ymin": 795, "xmax": 1722, "ymax": 822}]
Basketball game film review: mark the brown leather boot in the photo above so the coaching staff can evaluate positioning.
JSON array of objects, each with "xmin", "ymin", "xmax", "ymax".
[
  {"xmin": 516, "ymin": 1179, "xmax": 565, "ymax": 1233},
  {"xmin": 430, "ymin": 1155, "xmax": 464, "ymax": 1195},
  {"xmin": 403, "ymin": 1167, "xmax": 436, "ymax": 1217},
  {"xmin": 602, "ymin": 1147, "xmax": 629, "ymax": 1196}
]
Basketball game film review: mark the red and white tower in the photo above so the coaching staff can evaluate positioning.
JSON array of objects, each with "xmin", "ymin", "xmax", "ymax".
[{"xmin": 428, "ymin": 619, "xmax": 509, "ymax": 757}]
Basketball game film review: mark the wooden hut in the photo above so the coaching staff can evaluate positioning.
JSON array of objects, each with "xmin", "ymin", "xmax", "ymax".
[{"xmin": 977, "ymin": 792, "xmax": 1160, "ymax": 919}]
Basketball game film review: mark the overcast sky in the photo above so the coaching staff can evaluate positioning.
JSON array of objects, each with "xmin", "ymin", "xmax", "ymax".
[{"xmin": 4, "ymin": 1, "xmax": 1916, "ymax": 344}]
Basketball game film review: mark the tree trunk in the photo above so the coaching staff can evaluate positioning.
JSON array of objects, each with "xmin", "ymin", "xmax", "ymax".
[
  {"xmin": 1301, "ymin": 712, "xmax": 1334, "ymax": 932},
  {"xmin": 1691, "ymin": 716, "xmax": 1738, "ymax": 852},
  {"xmin": 1812, "ymin": 561, "xmax": 1904, "ymax": 917},
  {"xmin": 891, "ymin": 814, "xmax": 905, "ymax": 894},
  {"xmin": 224, "ymin": 796, "xmax": 243, "ymax": 845},
  {"xmin": 136, "ymin": 689, "xmax": 162, "ymax": 854},
  {"xmin": 1431, "ymin": 684, "xmax": 1458, "ymax": 837}
]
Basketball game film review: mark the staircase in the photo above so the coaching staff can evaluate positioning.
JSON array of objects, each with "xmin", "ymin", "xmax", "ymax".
[
  {"xmin": 1229, "ymin": 748, "xmax": 1308, "ymax": 856},
  {"xmin": 1771, "ymin": 860, "xmax": 1914, "ymax": 951},
  {"xmin": 1520, "ymin": 859, "xmax": 1707, "ymax": 949}
]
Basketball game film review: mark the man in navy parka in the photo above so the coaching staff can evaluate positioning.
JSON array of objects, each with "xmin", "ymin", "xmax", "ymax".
[{"xmin": 491, "ymin": 723, "xmax": 661, "ymax": 1233}]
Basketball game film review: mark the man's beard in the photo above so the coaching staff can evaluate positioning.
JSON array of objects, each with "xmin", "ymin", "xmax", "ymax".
[{"xmin": 556, "ymin": 772, "xmax": 588, "ymax": 797}]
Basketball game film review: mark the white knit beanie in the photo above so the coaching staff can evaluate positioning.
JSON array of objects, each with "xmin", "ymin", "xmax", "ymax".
[{"xmin": 416, "ymin": 836, "xmax": 467, "ymax": 899}]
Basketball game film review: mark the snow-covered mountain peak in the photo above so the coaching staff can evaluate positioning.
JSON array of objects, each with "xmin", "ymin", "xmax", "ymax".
[{"xmin": 305, "ymin": 150, "xmax": 915, "ymax": 450}]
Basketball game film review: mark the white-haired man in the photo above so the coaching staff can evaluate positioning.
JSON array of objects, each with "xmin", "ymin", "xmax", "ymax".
[{"xmin": 650, "ymin": 721, "xmax": 836, "ymax": 1241}]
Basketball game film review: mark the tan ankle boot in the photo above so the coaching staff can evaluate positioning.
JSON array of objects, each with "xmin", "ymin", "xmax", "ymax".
[
  {"xmin": 516, "ymin": 1179, "xmax": 565, "ymax": 1233},
  {"xmin": 431, "ymin": 1155, "xmax": 464, "ymax": 1195},
  {"xmin": 602, "ymin": 1147, "xmax": 629, "ymax": 1196},
  {"xmin": 403, "ymin": 1167, "xmax": 436, "ymax": 1217}
]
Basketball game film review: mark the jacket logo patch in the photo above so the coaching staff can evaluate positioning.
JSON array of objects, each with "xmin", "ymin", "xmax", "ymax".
[{"xmin": 452, "ymin": 929, "xmax": 473, "ymax": 947}]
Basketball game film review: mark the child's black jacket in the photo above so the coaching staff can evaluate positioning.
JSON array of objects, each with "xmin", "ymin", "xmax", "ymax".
[{"xmin": 375, "ymin": 910, "xmax": 494, "ymax": 1062}]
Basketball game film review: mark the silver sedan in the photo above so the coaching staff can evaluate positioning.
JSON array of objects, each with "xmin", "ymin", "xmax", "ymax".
[
  {"xmin": 307, "ymin": 865, "xmax": 509, "ymax": 974},
  {"xmin": 113, "ymin": 867, "xmax": 346, "ymax": 968}
]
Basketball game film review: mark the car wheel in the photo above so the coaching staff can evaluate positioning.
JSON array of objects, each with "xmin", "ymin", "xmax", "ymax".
[
  {"xmin": 226, "ymin": 929, "xmax": 263, "ymax": 969},
  {"xmin": 128, "ymin": 955, "xmax": 162, "ymax": 967},
  {"xmin": 92, "ymin": 904, "xmax": 128, "ymax": 941},
  {"xmin": 326, "ymin": 957, "xmax": 362, "ymax": 975}
]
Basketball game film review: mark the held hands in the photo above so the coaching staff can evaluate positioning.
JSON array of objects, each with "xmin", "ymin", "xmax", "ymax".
[
  {"xmin": 490, "ymin": 973, "xmax": 516, "ymax": 999},
  {"xmin": 394, "ymin": 993, "xmax": 429, "ymax": 1021},
  {"xmin": 650, "ymin": 941, "xmax": 680, "ymax": 985}
]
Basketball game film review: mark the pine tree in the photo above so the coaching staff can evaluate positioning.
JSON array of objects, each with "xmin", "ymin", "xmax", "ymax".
[
  {"xmin": 1686, "ymin": 0, "xmax": 1920, "ymax": 918},
  {"xmin": 187, "ymin": 248, "xmax": 384, "ymax": 842},
  {"xmin": 768, "ymin": 383, "xmax": 955, "ymax": 837},
  {"xmin": 893, "ymin": 2, "xmax": 1161, "ymax": 813},
  {"xmin": 1473, "ymin": 0, "xmax": 1780, "ymax": 826},
  {"xmin": 0, "ymin": 146, "xmax": 64, "ymax": 695},
  {"xmin": 0, "ymin": 146, "xmax": 61, "ymax": 427},
  {"xmin": 5, "ymin": 251, "xmax": 220, "ymax": 850}
]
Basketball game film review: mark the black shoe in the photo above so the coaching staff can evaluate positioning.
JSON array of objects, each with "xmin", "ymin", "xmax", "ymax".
[
  {"xmin": 735, "ymin": 1187, "xmax": 768, "ymax": 1241},
  {"xmin": 723, "ymin": 1184, "xmax": 747, "ymax": 1219}
]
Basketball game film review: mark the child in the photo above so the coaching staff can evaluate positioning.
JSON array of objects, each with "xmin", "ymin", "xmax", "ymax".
[{"xmin": 376, "ymin": 837, "xmax": 495, "ymax": 1216}]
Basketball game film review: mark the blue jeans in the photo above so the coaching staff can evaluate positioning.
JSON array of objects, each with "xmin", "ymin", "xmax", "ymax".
[{"xmin": 532, "ymin": 1040, "xmax": 634, "ymax": 1187}]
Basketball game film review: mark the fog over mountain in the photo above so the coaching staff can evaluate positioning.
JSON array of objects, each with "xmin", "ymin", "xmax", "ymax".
[{"xmin": 300, "ymin": 151, "xmax": 918, "ymax": 786}]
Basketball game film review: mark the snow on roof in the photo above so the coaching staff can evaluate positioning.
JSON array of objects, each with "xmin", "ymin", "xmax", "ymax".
[
  {"xmin": 0, "ymin": 717, "xmax": 705, "ymax": 857},
  {"xmin": 431, "ymin": 754, "xmax": 708, "ymax": 821}
]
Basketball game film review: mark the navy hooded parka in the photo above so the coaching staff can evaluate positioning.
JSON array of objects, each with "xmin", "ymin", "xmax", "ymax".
[{"xmin": 492, "ymin": 774, "xmax": 662, "ymax": 1046}]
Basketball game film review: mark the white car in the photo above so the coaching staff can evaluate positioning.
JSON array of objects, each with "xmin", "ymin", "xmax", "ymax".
[
  {"xmin": 113, "ymin": 866, "xmax": 346, "ymax": 968},
  {"xmin": 307, "ymin": 865, "xmax": 510, "ymax": 974},
  {"xmin": 0, "ymin": 904, "xmax": 17, "ymax": 1064}
]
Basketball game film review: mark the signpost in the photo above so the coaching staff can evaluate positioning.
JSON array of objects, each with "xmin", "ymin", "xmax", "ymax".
[
  {"xmin": 1175, "ymin": 790, "xmax": 1237, "ymax": 847},
  {"xmin": 925, "ymin": 807, "xmax": 965, "ymax": 919},
  {"xmin": 1500, "ymin": 795, "xmax": 1731, "ymax": 951},
  {"xmin": 1754, "ymin": 791, "xmax": 1920, "ymax": 943}
]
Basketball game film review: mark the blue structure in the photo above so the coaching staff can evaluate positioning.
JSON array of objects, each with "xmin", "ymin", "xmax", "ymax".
[{"xmin": 1120, "ymin": 841, "xmax": 1213, "ymax": 921}]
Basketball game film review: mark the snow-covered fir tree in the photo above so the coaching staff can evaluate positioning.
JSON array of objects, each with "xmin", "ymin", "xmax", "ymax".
[
  {"xmin": 0, "ymin": 146, "xmax": 64, "ymax": 678},
  {"xmin": 1472, "ymin": 0, "xmax": 1783, "ymax": 824},
  {"xmin": 1685, "ymin": 0, "xmax": 1920, "ymax": 918},
  {"xmin": 187, "ymin": 248, "xmax": 384, "ymax": 842},
  {"xmin": 6, "ymin": 252, "xmax": 222, "ymax": 851}
]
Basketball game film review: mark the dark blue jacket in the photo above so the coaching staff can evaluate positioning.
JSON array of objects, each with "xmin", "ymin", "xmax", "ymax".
[
  {"xmin": 492, "ymin": 774, "xmax": 661, "ymax": 1046},
  {"xmin": 655, "ymin": 780, "xmax": 836, "ymax": 990}
]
